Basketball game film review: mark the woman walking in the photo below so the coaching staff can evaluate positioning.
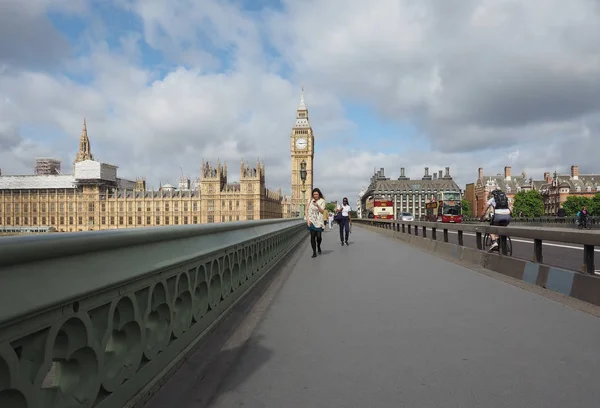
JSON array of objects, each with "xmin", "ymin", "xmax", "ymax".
[
  {"xmin": 306, "ymin": 188, "xmax": 326, "ymax": 258},
  {"xmin": 337, "ymin": 197, "xmax": 352, "ymax": 246}
]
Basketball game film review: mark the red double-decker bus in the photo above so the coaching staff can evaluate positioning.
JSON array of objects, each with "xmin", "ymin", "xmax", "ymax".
[
  {"xmin": 424, "ymin": 191, "xmax": 463, "ymax": 223},
  {"xmin": 373, "ymin": 199, "xmax": 394, "ymax": 219}
]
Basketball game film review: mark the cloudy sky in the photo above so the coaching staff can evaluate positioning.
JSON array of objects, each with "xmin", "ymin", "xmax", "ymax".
[{"xmin": 2, "ymin": 0, "xmax": 600, "ymax": 201}]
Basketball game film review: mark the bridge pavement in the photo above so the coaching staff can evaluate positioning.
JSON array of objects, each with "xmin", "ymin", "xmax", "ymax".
[{"xmin": 152, "ymin": 225, "xmax": 600, "ymax": 408}]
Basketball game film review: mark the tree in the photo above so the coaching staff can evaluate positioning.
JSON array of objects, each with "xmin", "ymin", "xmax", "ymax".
[
  {"xmin": 325, "ymin": 202, "xmax": 337, "ymax": 213},
  {"xmin": 512, "ymin": 190, "xmax": 544, "ymax": 217},
  {"xmin": 461, "ymin": 199, "xmax": 471, "ymax": 217},
  {"xmin": 562, "ymin": 196, "xmax": 591, "ymax": 216},
  {"xmin": 589, "ymin": 193, "xmax": 600, "ymax": 216},
  {"xmin": 349, "ymin": 211, "xmax": 358, "ymax": 218}
]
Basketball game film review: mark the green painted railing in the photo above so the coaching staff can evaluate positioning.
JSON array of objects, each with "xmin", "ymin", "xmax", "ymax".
[{"xmin": 0, "ymin": 218, "xmax": 307, "ymax": 408}]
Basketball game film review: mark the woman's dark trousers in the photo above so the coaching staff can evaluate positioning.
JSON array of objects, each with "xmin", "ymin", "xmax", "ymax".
[
  {"xmin": 310, "ymin": 230, "xmax": 322, "ymax": 255},
  {"xmin": 338, "ymin": 216, "xmax": 350, "ymax": 243}
]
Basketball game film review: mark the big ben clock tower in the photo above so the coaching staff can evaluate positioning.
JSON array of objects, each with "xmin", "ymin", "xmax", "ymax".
[{"xmin": 290, "ymin": 87, "xmax": 314, "ymax": 216}]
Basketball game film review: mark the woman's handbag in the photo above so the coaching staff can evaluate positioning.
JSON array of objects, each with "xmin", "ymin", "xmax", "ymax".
[{"xmin": 334, "ymin": 211, "xmax": 343, "ymax": 223}]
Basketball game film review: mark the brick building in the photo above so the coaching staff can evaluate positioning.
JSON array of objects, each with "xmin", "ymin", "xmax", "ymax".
[{"xmin": 539, "ymin": 166, "xmax": 600, "ymax": 215}]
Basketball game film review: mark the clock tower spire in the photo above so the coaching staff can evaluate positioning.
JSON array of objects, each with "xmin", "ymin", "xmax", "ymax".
[{"xmin": 290, "ymin": 87, "xmax": 314, "ymax": 216}]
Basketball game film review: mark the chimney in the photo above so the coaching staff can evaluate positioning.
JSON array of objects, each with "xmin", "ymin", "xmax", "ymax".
[
  {"xmin": 478, "ymin": 167, "xmax": 483, "ymax": 180},
  {"xmin": 439, "ymin": 170, "xmax": 443, "ymax": 179},
  {"xmin": 504, "ymin": 166, "xmax": 511, "ymax": 180},
  {"xmin": 433, "ymin": 173, "xmax": 437, "ymax": 180},
  {"xmin": 425, "ymin": 167, "xmax": 429, "ymax": 177},
  {"xmin": 544, "ymin": 172, "xmax": 550, "ymax": 182},
  {"xmin": 0, "ymin": 168, "xmax": 2, "ymax": 176},
  {"xmin": 400, "ymin": 167, "xmax": 405, "ymax": 178},
  {"xmin": 444, "ymin": 167, "xmax": 450, "ymax": 178},
  {"xmin": 571, "ymin": 165, "xmax": 579, "ymax": 179}
]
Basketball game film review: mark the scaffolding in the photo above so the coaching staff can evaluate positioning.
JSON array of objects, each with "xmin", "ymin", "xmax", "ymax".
[{"xmin": 35, "ymin": 158, "xmax": 62, "ymax": 175}]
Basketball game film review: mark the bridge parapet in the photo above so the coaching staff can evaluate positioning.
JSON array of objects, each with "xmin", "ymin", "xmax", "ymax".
[
  {"xmin": 354, "ymin": 219, "xmax": 600, "ymax": 275},
  {"xmin": 461, "ymin": 216, "xmax": 598, "ymax": 228},
  {"xmin": 0, "ymin": 218, "xmax": 306, "ymax": 408}
]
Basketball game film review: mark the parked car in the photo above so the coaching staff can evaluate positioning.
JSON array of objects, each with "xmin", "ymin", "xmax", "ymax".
[{"xmin": 400, "ymin": 212, "xmax": 414, "ymax": 221}]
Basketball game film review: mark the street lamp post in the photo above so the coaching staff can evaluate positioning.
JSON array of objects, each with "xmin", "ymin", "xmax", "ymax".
[{"xmin": 300, "ymin": 160, "xmax": 307, "ymax": 219}]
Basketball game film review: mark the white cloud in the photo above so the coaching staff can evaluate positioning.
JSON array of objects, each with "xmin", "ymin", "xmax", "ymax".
[{"xmin": 2, "ymin": 0, "xmax": 600, "ymax": 203}]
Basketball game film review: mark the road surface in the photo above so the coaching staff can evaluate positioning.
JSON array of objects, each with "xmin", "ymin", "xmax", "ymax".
[{"xmin": 188, "ymin": 226, "xmax": 600, "ymax": 407}]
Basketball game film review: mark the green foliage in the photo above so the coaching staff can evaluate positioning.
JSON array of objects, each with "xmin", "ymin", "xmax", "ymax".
[
  {"xmin": 325, "ymin": 202, "xmax": 337, "ymax": 212},
  {"xmin": 590, "ymin": 193, "xmax": 600, "ymax": 216},
  {"xmin": 512, "ymin": 190, "xmax": 544, "ymax": 217},
  {"xmin": 349, "ymin": 211, "xmax": 358, "ymax": 218},
  {"xmin": 461, "ymin": 199, "xmax": 471, "ymax": 217},
  {"xmin": 562, "ymin": 195, "xmax": 591, "ymax": 216}
]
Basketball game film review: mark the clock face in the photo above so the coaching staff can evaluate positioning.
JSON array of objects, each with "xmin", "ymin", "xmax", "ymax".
[{"xmin": 295, "ymin": 138, "xmax": 307, "ymax": 150}]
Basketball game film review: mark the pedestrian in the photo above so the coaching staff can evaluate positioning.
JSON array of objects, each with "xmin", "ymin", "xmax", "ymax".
[
  {"xmin": 328, "ymin": 212, "xmax": 334, "ymax": 230},
  {"xmin": 306, "ymin": 188, "xmax": 326, "ymax": 258},
  {"xmin": 336, "ymin": 197, "xmax": 352, "ymax": 246}
]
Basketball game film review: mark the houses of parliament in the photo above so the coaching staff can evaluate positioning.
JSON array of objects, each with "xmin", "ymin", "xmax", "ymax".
[{"xmin": 0, "ymin": 93, "xmax": 315, "ymax": 232}]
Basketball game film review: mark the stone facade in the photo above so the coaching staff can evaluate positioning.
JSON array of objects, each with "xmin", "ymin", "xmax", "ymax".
[
  {"xmin": 539, "ymin": 166, "xmax": 600, "ymax": 215},
  {"xmin": 362, "ymin": 166, "xmax": 461, "ymax": 218},
  {"xmin": 290, "ymin": 89, "xmax": 315, "ymax": 217},
  {"xmin": 474, "ymin": 165, "xmax": 600, "ymax": 217},
  {"xmin": 474, "ymin": 166, "xmax": 545, "ymax": 217},
  {"xmin": 0, "ymin": 120, "xmax": 289, "ymax": 232}
]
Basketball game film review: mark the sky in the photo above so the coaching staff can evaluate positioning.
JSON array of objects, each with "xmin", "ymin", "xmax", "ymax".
[{"xmin": 1, "ymin": 0, "xmax": 600, "ymax": 202}]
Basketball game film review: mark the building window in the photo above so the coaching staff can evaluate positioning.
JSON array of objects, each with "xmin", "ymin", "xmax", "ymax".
[
  {"xmin": 128, "ymin": 216, "xmax": 133, "ymax": 225},
  {"xmin": 33, "ymin": 217, "xmax": 37, "ymax": 225},
  {"xmin": 119, "ymin": 216, "xmax": 124, "ymax": 225},
  {"xmin": 208, "ymin": 200, "xmax": 215, "ymax": 211},
  {"xmin": 59, "ymin": 217, "xmax": 64, "ymax": 225},
  {"xmin": 41, "ymin": 203, "xmax": 46, "ymax": 212},
  {"xmin": 184, "ymin": 216, "xmax": 188, "ymax": 224},
  {"xmin": 128, "ymin": 202, "xmax": 133, "ymax": 211},
  {"xmin": 193, "ymin": 202, "xmax": 198, "ymax": 211},
  {"xmin": 88, "ymin": 216, "xmax": 94, "ymax": 225},
  {"xmin": 89, "ymin": 203, "xmax": 95, "ymax": 212},
  {"xmin": 222, "ymin": 216, "xmax": 225, "ymax": 222},
  {"xmin": 101, "ymin": 203, "xmax": 106, "ymax": 212},
  {"xmin": 51, "ymin": 216, "xmax": 55, "ymax": 225},
  {"xmin": 101, "ymin": 216, "xmax": 106, "ymax": 225},
  {"xmin": 229, "ymin": 201, "xmax": 233, "ymax": 210},
  {"xmin": 42, "ymin": 217, "xmax": 46, "ymax": 225},
  {"xmin": 207, "ymin": 215, "xmax": 214, "ymax": 223},
  {"xmin": 110, "ymin": 216, "xmax": 115, "ymax": 225},
  {"xmin": 236, "ymin": 215, "xmax": 240, "ymax": 221},
  {"xmin": 33, "ymin": 204, "xmax": 38, "ymax": 213},
  {"xmin": 184, "ymin": 202, "xmax": 189, "ymax": 211},
  {"xmin": 137, "ymin": 203, "xmax": 142, "ymax": 212},
  {"xmin": 155, "ymin": 216, "xmax": 160, "ymax": 225},
  {"xmin": 137, "ymin": 216, "xmax": 142, "ymax": 225},
  {"xmin": 69, "ymin": 217, "xmax": 74, "ymax": 225},
  {"xmin": 146, "ymin": 216, "xmax": 150, "ymax": 225},
  {"xmin": 174, "ymin": 216, "xmax": 179, "ymax": 224},
  {"xmin": 174, "ymin": 202, "xmax": 179, "ymax": 211},
  {"xmin": 165, "ymin": 217, "xmax": 170, "ymax": 225},
  {"xmin": 165, "ymin": 203, "xmax": 170, "ymax": 212},
  {"xmin": 247, "ymin": 214, "xmax": 254, "ymax": 221},
  {"xmin": 193, "ymin": 216, "xmax": 198, "ymax": 224}
]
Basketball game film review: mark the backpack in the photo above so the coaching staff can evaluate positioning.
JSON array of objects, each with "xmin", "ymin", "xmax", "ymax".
[{"xmin": 492, "ymin": 190, "xmax": 509, "ymax": 209}]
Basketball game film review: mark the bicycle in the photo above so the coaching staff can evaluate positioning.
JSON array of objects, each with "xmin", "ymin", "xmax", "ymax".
[
  {"xmin": 578, "ymin": 217, "xmax": 592, "ymax": 230},
  {"xmin": 483, "ymin": 232, "xmax": 513, "ymax": 256}
]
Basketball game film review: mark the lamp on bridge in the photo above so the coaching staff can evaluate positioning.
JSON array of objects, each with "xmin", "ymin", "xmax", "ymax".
[{"xmin": 300, "ymin": 160, "xmax": 307, "ymax": 219}]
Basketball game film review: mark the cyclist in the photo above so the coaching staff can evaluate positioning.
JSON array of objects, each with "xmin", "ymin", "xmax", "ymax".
[
  {"xmin": 480, "ymin": 188, "xmax": 512, "ymax": 252},
  {"xmin": 577, "ymin": 206, "xmax": 589, "ymax": 227}
]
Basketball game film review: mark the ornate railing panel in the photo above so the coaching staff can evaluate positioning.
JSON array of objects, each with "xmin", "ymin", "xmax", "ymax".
[{"xmin": 0, "ymin": 219, "xmax": 306, "ymax": 408}]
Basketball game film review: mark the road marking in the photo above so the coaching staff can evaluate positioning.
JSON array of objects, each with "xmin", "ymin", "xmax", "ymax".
[{"xmin": 447, "ymin": 230, "xmax": 600, "ymax": 253}]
